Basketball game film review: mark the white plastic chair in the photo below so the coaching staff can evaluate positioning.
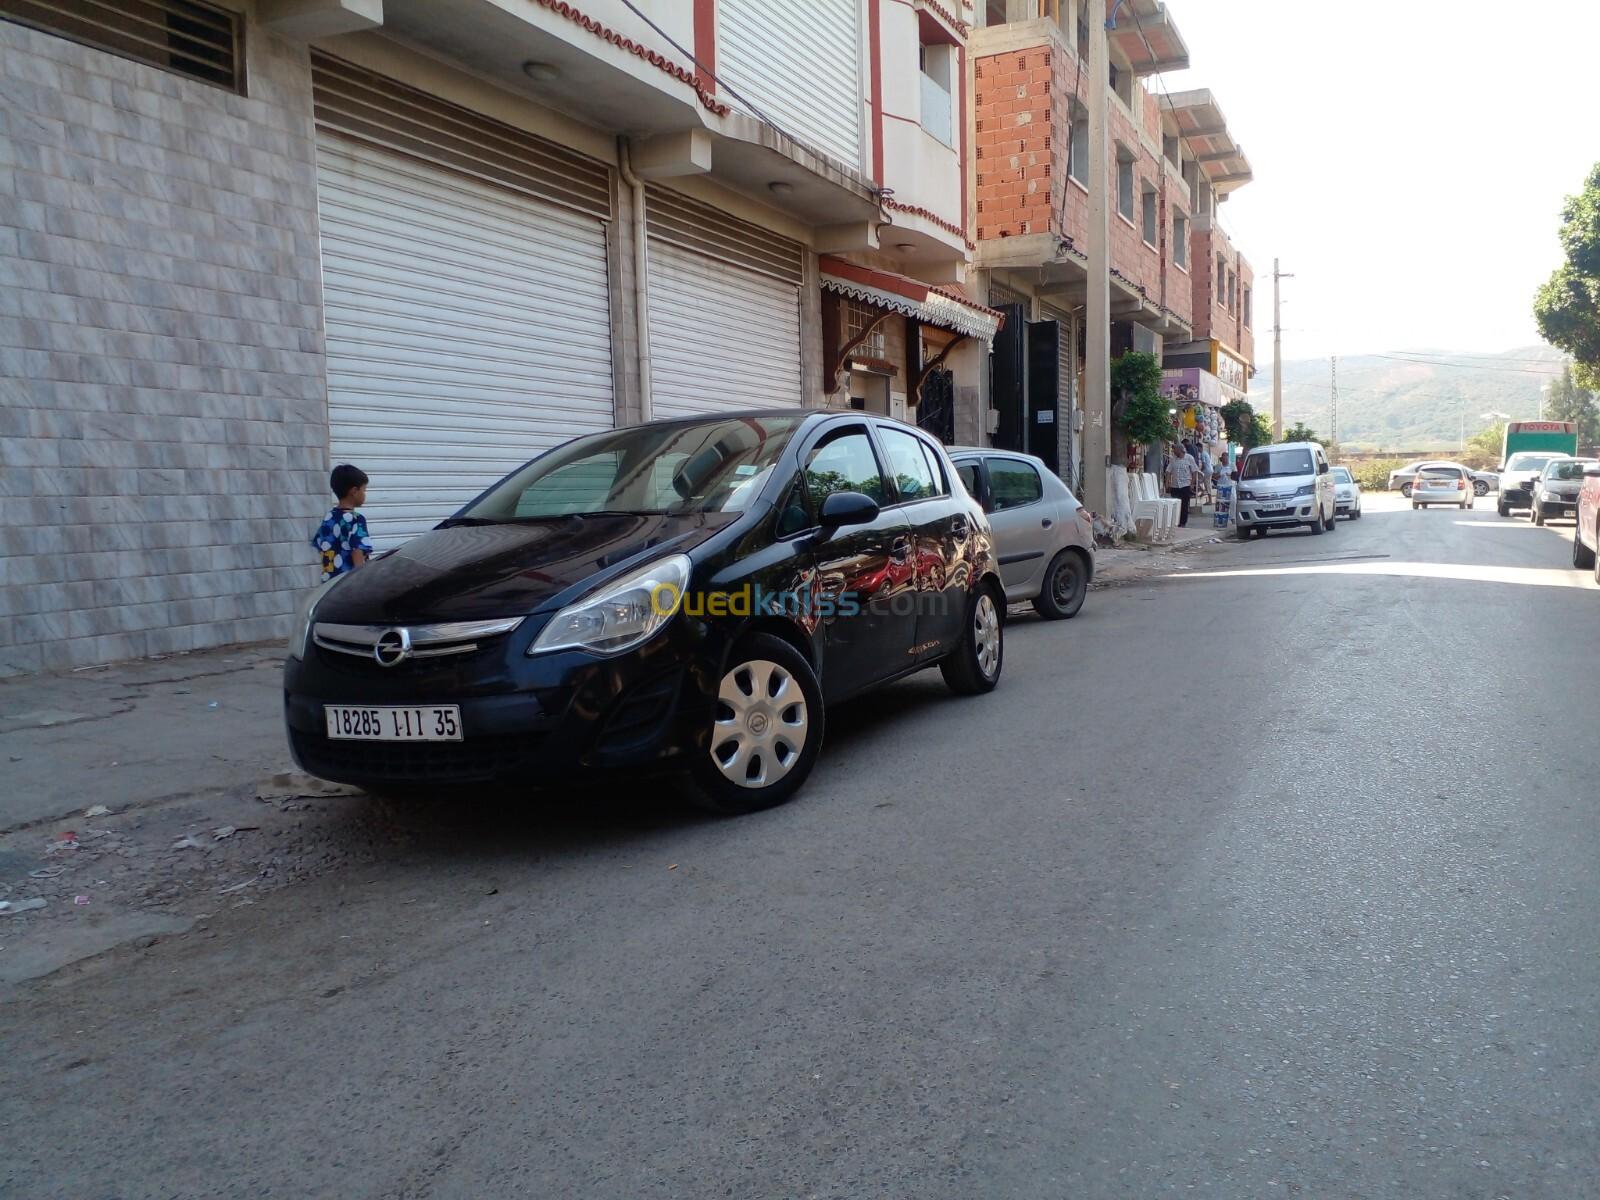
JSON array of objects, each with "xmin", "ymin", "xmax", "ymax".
[
  {"xmin": 1129, "ymin": 473, "xmax": 1174, "ymax": 540},
  {"xmin": 1143, "ymin": 472, "xmax": 1182, "ymax": 534}
]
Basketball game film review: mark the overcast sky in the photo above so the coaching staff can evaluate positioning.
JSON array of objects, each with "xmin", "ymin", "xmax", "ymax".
[{"xmin": 1154, "ymin": 0, "xmax": 1600, "ymax": 361}]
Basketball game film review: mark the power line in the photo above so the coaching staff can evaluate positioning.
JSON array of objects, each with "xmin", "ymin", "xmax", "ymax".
[{"xmin": 1371, "ymin": 354, "xmax": 1565, "ymax": 376}]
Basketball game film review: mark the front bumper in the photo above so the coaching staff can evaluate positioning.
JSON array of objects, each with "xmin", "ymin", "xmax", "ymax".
[
  {"xmin": 1236, "ymin": 498, "xmax": 1316, "ymax": 526},
  {"xmin": 1500, "ymin": 485, "xmax": 1534, "ymax": 507},
  {"xmin": 1535, "ymin": 493, "xmax": 1579, "ymax": 514},
  {"xmin": 283, "ymin": 618, "xmax": 730, "ymax": 790}
]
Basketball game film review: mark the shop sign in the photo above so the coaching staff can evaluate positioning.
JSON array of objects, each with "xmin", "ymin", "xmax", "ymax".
[
  {"xmin": 1160, "ymin": 367, "xmax": 1222, "ymax": 408},
  {"xmin": 1215, "ymin": 349, "xmax": 1247, "ymax": 392}
]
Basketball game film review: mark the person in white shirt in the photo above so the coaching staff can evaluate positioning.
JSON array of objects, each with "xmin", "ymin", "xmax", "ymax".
[{"xmin": 1165, "ymin": 443, "xmax": 1197, "ymax": 527}]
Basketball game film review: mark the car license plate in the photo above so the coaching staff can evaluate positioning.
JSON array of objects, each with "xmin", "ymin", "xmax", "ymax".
[
  {"xmin": 324, "ymin": 705, "xmax": 462, "ymax": 741},
  {"xmin": 1260, "ymin": 505, "xmax": 1286, "ymax": 515}
]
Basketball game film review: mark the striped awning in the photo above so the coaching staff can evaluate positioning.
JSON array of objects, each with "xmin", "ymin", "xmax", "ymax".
[{"xmin": 819, "ymin": 256, "xmax": 1003, "ymax": 342}]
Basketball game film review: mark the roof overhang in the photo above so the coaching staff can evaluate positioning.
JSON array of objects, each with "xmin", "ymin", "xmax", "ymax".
[
  {"xmin": 1163, "ymin": 88, "xmax": 1253, "ymax": 194},
  {"xmin": 1106, "ymin": 0, "xmax": 1189, "ymax": 76},
  {"xmin": 820, "ymin": 256, "xmax": 1003, "ymax": 342}
]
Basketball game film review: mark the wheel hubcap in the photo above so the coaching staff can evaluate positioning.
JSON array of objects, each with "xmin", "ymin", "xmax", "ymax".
[
  {"xmin": 711, "ymin": 659, "xmax": 808, "ymax": 789},
  {"xmin": 1052, "ymin": 561, "xmax": 1082, "ymax": 608},
  {"xmin": 974, "ymin": 594, "xmax": 1001, "ymax": 678}
]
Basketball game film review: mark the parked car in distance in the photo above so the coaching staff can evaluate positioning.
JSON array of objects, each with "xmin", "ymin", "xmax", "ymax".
[
  {"xmin": 1235, "ymin": 441, "xmax": 1339, "ymax": 538},
  {"xmin": 1331, "ymin": 465, "xmax": 1363, "ymax": 520},
  {"xmin": 1573, "ymin": 462, "xmax": 1600, "ymax": 580},
  {"xmin": 1497, "ymin": 451, "xmax": 1572, "ymax": 516},
  {"xmin": 1530, "ymin": 458, "xmax": 1599, "ymax": 525},
  {"xmin": 1388, "ymin": 459, "xmax": 1495, "ymax": 498},
  {"xmin": 284, "ymin": 410, "xmax": 1006, "ymax": 816},
  {"xmin": 1469, "ymin": 468, "xmax": 1498, "ymax": 497},
  {"xmin": 1411, "ymin": 462, "xmax": 1474, "ymax": 509},
  {"xmin": 948, "ymin": 448, "xmax": 1094, "ymax": 619}
]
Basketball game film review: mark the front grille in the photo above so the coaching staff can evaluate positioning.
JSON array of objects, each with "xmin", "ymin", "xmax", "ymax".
[{"xmin": 291, "ymin": 727, "xmax": 541, "ymax": 784}]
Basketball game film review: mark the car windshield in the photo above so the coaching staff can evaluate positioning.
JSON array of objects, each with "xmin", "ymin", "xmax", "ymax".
[
  {"xmin": 454, "ymin": 415, "xmax": 805, "ymax": 521},
  {"xmin": 1332, "ymin": 467, "xmax": 1352, "ymax": 482},
  {"xmin": 1548, "ymin": 460, "xmax": 1597, "ymax": 481},
  {"xmin": 1242, "ymin": 448, "xmax": 1314, "ymax": 479},
  {"xmin": 1506, "ymin": 453, "xmax": 1561, "ymax": 473}
]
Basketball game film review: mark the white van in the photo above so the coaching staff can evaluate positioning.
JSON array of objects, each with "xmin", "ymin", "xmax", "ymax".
[{"xmin": 1235, "ymin": 441, "xmax": 1339, "ymax": 539}]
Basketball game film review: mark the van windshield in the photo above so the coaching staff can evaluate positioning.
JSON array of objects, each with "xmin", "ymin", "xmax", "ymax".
[
  {"xmin": 1506, "ymin": 453, "xmax": 1561, "ymax": 473},
  {"xmin": 1242, "ymin": 448, "xmax": 1314, "ymax": 479}
]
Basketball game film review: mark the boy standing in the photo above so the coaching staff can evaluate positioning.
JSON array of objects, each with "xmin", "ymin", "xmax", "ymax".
[{"xmin": 312, "ymin": 464, "xmax": 375, "ymax": 582}]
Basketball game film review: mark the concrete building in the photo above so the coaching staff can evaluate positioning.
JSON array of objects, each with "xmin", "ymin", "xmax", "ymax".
[
  {"xmin": 968, "ymin": 0, "xmax": 1254, "ymax": 490},
  {"xmin": 0, "ymin": 0, "xmax": 1000, "ymax": 674}
]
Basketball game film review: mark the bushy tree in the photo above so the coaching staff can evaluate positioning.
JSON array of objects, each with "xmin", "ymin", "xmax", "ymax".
[
  {"xmin": 1545, "ymin": 362, "xmax": 1600, "ymax": 448},
  {"xmin": 1110, "ymin": 352, "xmax": 1170, "ymax": 447},
  {"xmin": 1534, "ymin": 163, "xmax": 1600, "ymax": 390},
  {"xmin": 1280, "ymin": 421, "xmax": 1324, "ymax": 445},
  {"xmin": 1249, "ymin": 411, "xmax": 1273, "ymax": 449},
  {"xmin": 1222, "ymin": 398, "xmax": 1272, "ymax": 449}
]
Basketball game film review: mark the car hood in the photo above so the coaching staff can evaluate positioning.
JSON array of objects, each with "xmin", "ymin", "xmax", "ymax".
[{"xmin": 315, "ymin": 513, "xmax": 738, "ymax": 624}]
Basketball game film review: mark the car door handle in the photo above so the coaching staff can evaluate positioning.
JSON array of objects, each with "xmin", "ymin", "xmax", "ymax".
[
  {"xmin": 890, "ymin": 537, "xmax": 911, "ymax": 562},
  {"xmin": 950, "ymin": 516, "xmax": 969, "ymax": 540}
]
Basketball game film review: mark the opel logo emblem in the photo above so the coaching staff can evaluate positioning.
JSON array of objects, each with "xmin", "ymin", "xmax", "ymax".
[
  {"xmin": 748, "ymin": 712, "xmax": 769, "ymax": 735},
  {"xmin": 373, "ymin": 627, "xmax": 412, "ymax": 667}
]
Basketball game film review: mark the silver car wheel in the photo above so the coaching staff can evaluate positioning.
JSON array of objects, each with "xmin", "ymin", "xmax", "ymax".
[
  {"xmin": 711, "ymin": 659, "xmax": 809, "ymax": 789},
  {"xmin": 974, "ymin": 593, "xmax": 1001, "ymax": 678}
]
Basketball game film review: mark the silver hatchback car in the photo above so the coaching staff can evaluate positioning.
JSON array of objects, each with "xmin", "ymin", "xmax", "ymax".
[{"xmin": 948, "ymin": 448, "xmax": 1095, "ymax": 619}]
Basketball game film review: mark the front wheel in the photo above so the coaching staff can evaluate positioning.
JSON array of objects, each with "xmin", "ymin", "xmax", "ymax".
[
  {"xmin": 1310, "ymin": 509, "xmax": 1326, "ymax": 534},
  {"xmin": 1032, "ymin": 550, "xmax": 1088, "ymax": 620},
  {"xmin": 941, "ymin": 586, "xmax": 1004, "ymax": 695},
  {"xmin": 1351, "ymin": 505, "xmax": 1362, "ymax": 521},
  {"xmin": 1400, "ymin": 483, "xmax": 1413, "ymax": 499},
  {"xmin": 1497, "ymin": 499, "xmax": 1510, "ymax": 517},
  {"xmin": 1532, "ymin": 503, "xmax": 1545, "ymax": 526},
  {"xmin": 1474, "ymin": 479, "xmax": 1490, "ymax": 496},
  {"xmin": 1574, "ymin": 523, "xmax": 1597, "ymax": 570},
  {"xmin": 682, "ymin": 635, "xmax": 824, "ymax": 816}
]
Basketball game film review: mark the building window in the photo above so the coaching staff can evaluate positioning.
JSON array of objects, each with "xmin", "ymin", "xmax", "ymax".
[
  {"xmin": 1173, "ymin": 212, "xmax": 1188, "ymax": 268},
  {"xmin": 985, "ymin": 0, "xmax": 1008, "ymax": 26},
  {"xmin": 1069, "ymin": 116, "xmax": 1089, "ymax": 186},
  {"xmin": 0, "ymin": 0, "xmax": 243, "ymax": 93},
  {"xmin": 1216, "ymin": 255, "xmax": 1226, "ymax": 303},
  {"xmin": 1242, "ymin": 286, "xmax": 1252, "ymax": 328},
  {"xmin": 1117, "ymin": 154, "xmax": 1135, "ymax": 221},
  {"xmin": 1140, "ymin": 185, "xmax": 1157, "ymax": 247},
  {"xmin": 920, "ymin": 43, "xmax": 955, "ymax": 148},
  {"xmin": 1227, "ymin": 270, "xmax": 1237, "ymax": 313},
  {"xmin": 843, "ymin": 301, "xmax": 886, "ymax": 361}
]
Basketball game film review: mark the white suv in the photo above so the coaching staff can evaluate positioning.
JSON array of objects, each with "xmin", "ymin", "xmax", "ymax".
[{"xmin": 1235, "ymin": 441, "xmax": 1339, "ymax": 539}]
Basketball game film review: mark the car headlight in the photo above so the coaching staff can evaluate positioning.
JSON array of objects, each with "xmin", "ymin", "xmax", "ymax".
[
  {"xmin": 1238, "ymin": 488, "xmax": 1255, "ymax": 500},
  {"xmin": 1294, "ymin": 484, "xmax": 1316, "ymax": 496},
  {"xmin": 529, "ymin": 554, "xmax": 690, "ymax": 657},
  {"xmin": 287, "ymin": 576, "xmax": 343, "ymax": 661}
]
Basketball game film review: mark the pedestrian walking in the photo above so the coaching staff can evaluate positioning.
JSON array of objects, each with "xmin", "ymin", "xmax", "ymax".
[
  {"xmin": 312, "ymin": 464, "xmax": 375, "ymax": 582},
  {"xmin": 1165, "ymin": 442, "xmax": 1197, "ymax": 527}
]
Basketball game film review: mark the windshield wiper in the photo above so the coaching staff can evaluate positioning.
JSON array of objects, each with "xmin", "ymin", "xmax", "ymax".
[{"xmin": 436, "ymin": 516, "xmax": 504, "ymax": 528}]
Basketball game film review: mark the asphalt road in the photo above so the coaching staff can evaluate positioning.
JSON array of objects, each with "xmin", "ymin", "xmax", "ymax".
[{"xmin": 4, "ymin": 493, "xmax": 1599, "ymax": 1199}]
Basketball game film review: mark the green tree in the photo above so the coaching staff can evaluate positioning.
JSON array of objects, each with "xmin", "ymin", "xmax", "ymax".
[
  {"xmin": 1280, "ymin": 421, "xmax": 1324, "ymax": 445},
  {"xmin": 1110, "ymin": 351, "xmax": 1170, "ymax": 447},
  {"xmin": 1545, "ymin": 362, "xmax": 1600, "ymax": 448},
  {"xmin": 1248, "ymin": 411, "xmax": 1273, "ymax": 449},
  {"xmin": 1222, "ymin": 398, "xmax": 1270, "ymax": 449},
  {"xmin": 1534, "ymin": 163, "xmax": 1600, "ymax": 389},
  {"xmin": 1463, "ymin": 420, "xmax": 1506, "ymax": 468}
]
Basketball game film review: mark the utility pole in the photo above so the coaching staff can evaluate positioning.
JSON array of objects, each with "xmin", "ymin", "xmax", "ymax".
[
  {"xmin": 1271, "ymin": 258, "xmax": 1292, "ymax": 441},
  {"xmin": 1330, "ymin": 355, "xmax": 1338, "ymax": 448},
  {"xmin": 1082, "ymin": 1, "xmax": 1112, "ymax": 517}
]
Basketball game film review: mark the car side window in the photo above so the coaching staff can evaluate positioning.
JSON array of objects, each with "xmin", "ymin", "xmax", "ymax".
[
  {"xmin": 878, "ymin": 428, "xmax": 939, "ymax": 502},
  {"xmin": 915, "ymin": 439, "xmax": 950, "ymax": 497},
  {"xmin": 955, "ymin": 461, "xmax": 983, "ymax": 506},
  {"xmin": 987, "ymin": 459, "xmax": 1043, "ymax": 511},
  {"xmin": 804, "ymin": 428, "xmax": 888, "ymax": 508}
]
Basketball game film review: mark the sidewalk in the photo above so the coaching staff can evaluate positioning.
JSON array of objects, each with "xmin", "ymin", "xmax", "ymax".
[
  {"xmin": 1092, "ymin": 518, "xmax": 1230, "ymax": 584},
  {"xmin": 0, "ymin": 644, "xmax": 291, "ymax": 833}
]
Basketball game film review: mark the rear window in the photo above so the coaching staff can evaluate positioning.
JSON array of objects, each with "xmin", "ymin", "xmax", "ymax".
[
  {"xmin": 1241, "ymin": 448, "xmax": 1314, "ymax": 479},
  {"xmin": 1419, "ymin": 466, "xmax": 1464, "ymax": 478}
]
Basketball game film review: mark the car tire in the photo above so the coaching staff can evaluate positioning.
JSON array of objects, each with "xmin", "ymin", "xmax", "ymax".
[
  {"xmin": 1352, "ymin": 505, "xmax": 1362, "ymax": 520},
  {"xmin": 1594, "ymin": 531, "xmax": 1600, "ymax": 586},
  {"xmin": 1310, "ymin": 509, "xmax": 1326, "ymax": 534},
  {"xmin": 1474, "ymin": 479, "xmax": 1490, "ymax": 497},
  {"xmin": 1412, "ymin": 501, "xmax": 1420, "ymax": 511},
  {"xmin": 941, "ymin": 583, "xmax": 1004, "ymax": 696},
  {"xmin": 1236, "ymin": 523, "xmax": 1252, "ymax": 541},
  {"xmin": 1324, "ymin": 504, "xmax": 1337, "ymax": 532},
  {"xmin": 1497, "ymin": 499, "xmax": 1510, "ymax": 517},
  {"xmin": 681, "ymin": 634, "xmax": 824, "ymax": 816},
  {"xmin": 1400, "ymin": 483, "xmax": 1413, "ymax": 499},
  {"xmin": 1573, "ymin": 522, "xmax": 1596, "ymax": 570},
  {"xmin": 1532, "ymin": 503, "xmax": 1545, "ymax": 526},
  {"xmin": 1032, "ymin": 549, "xmax": 1088, "ymax": 620}
]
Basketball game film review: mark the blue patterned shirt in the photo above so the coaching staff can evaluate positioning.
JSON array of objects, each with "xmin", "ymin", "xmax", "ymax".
[{"xmin": 311, "ymin": 507, "xmax": 374, "ymax": 581}]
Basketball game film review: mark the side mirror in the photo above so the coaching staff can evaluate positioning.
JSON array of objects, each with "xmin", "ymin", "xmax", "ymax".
[
  {"xmin": 818, "ymin": 490, "xmax": 879, "ymax": 530},
  {"xmin": 1585, "ymin": 467, "xmax": 1600, "ymax": 479}
]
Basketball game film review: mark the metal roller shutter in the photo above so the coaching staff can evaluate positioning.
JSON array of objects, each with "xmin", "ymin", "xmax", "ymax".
[
  {"xmin": 647, "ymin": 242, "xmax": 802, "ymax": 420},
  {"xmin": 316, "ymin": 137, "xmax": 614, "ymax": 546},
  {"xmin": 716, "ymin": 0, "xmax": 861, "ymax": 167},
  {"xmin": 644, "ymin": 186, "xmax": 804, "ymax": 420}
]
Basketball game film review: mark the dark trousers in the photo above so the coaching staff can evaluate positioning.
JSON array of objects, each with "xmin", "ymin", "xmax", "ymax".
[{"xmin": 1172, "ymin": 485, "xmax": 1193, "ymax": 527}]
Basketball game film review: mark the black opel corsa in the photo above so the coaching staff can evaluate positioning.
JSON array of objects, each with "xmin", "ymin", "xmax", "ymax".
[{"xmin": 284, "ymin": 410, "xmax": 1004, "ymax": 814}]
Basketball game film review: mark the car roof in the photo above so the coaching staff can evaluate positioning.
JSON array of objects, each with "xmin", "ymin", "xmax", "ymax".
[
  {"xmin": 1249, "ymin": 441, "xmax": 1321, "ymax": 451},
  {"xmin": 1417, "ymin": 460, "xmax": 1468, "ymax": 469}
]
